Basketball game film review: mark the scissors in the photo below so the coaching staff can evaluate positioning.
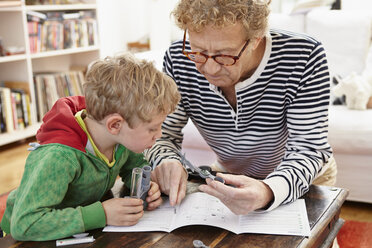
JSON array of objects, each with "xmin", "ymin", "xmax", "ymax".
[{"xmin": 179, "ymin": 153, "xmax": 225, "ymax": 184}]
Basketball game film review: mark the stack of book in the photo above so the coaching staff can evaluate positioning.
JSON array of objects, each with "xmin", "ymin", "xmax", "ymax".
[
  {"xmin": 27, "ymin": 10, "xmax": 98, "ymax": 53},
  {"xmin": 0, "ymin": 82, "xmax": 32, "ymax": 133},
  {"xmin": 34, "ymin": 70, "xmax": 85, "ymax": 121}
]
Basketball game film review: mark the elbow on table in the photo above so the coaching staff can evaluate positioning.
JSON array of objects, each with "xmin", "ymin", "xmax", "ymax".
[
  {"xmin": 10, "ymin": 219, "xmax": 38, "ymax": 241},
  {"xmin": 10, "ymin": 227, "xmax": 30, "ymax": 241}
]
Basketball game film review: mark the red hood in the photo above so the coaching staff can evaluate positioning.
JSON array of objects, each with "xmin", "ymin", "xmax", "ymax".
[{"xmin": 36, "ymin": 96, "xmax": 88, "ymax": 152}]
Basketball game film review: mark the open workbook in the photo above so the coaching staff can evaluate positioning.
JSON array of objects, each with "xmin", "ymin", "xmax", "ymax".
[{"xmin": 103, "ymin": 192, "xmax": 311, "ymax": 236}]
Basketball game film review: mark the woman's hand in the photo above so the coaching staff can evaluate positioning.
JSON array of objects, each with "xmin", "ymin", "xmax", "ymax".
[{"xmin": 199, "ymin": 173, "xmax": 274, "ymax": 215}]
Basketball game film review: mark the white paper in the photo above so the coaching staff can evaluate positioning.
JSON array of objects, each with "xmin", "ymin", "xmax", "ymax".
[{"xmin": 103, "ymin": 192, "xmax": 310, "ymax": 237}]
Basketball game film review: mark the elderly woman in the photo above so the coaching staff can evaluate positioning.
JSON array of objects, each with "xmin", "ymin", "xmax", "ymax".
[{"xmin": 146, "ymin": 0, "xmax": 336, "ymax": 214}]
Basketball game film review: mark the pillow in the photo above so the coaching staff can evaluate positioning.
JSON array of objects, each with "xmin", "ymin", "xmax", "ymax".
[{"xmin": 306, "ymin": 10, "xmax": 372, "ymax": 78}]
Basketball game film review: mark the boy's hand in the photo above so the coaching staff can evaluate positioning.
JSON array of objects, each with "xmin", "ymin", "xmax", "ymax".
[
  {"xmin": 102, "ymin": 198, "xmax": 144, "ymax": 226},
  {"xmin": 151, "ymin": 159, "xmax": 188, "ymax": 206},
  {"xmin": 145, "ymin": 181, "xmax": 163, "ymax": 210}
]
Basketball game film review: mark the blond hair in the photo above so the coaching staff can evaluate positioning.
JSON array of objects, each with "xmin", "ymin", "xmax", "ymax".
[
  {"xmin": 84, "ymin": 53, "xmax": 180, "ymax": 127},
  {"xmin": 172, "ymin": 0, "xmax": 271, "ymax": 39}
]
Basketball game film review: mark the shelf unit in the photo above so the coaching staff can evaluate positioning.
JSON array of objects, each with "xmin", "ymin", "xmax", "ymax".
[{"xmin": 0, "ymin": 0, "xmax": 100, "ymax": 146}]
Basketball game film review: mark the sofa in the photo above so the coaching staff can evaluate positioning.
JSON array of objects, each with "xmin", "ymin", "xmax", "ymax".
[
  {"xmin": 135, "ymin": 9, "xmax": 372, "ymax": 203},
  {"xmin": 328, "ymin": 106, "xmax": 372, "ymax": 203}
]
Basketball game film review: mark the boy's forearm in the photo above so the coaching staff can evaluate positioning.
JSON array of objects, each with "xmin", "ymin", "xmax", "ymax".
[
  {"xmin": 9, "ymin": 202, "xmax": 105, "ymax": 241},
  {"xmin": 10, "ymin": 206, "xmax": 84, "ymax": 241}
]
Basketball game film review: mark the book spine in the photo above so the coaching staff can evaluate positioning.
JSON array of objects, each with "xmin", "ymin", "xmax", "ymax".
[
  {"xmin": 1, "ymin": 88, "xmax": 14, "ymax": 133},
  {"xmin": 21, "ymin": 93, "xmax": 29, "ymax": 127},
  {"xmin": 12, "ymin": 91, "xmax": 25, "ymax": 130},
  {"xmin": 10, "ymin": 92, "xmax": 18, "ymax": 130},
  {"xmin": 0, "ymin": 91, "xmax": 7, "ymax": 133}
]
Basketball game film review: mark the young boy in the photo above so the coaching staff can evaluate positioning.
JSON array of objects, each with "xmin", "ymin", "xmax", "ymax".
[{"xmin": 0, "ymin": 53, "xmax": 180, "ymax": 241}]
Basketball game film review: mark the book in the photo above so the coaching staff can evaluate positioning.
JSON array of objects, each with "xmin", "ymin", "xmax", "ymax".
[
  {"xmin": 27, "ymin": 10, "xmax": 47, "ymax": 22},
  {"xmin": 2, "ymin": 82, "xmax": 32, "ymax": 128},
  {"xmin": 0, "ymin": 92, "xmax": 6, "ymax": 132},
  {"xmin": 0, "ymin": 87, "xmax": 14, "ymax": 133},
  {"xmin": 11, "ymin": 90, "xmax": 25, "ymax": 130},
  {"xmin": 9, "ymin": 91, "xmax": 17, "ymax": 130},
  {"xmin": 34, "ymin": 74, "xmax": 48, "ymax": 121},
  {"xmin": 103, "ymin": 192, "xmax": 311, "ymax": 237}
]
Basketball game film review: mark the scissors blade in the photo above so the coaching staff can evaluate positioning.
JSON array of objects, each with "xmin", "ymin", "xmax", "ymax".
[{"xmin": 179, "ymin": 152, "xmax": 201, "ymax": 173}]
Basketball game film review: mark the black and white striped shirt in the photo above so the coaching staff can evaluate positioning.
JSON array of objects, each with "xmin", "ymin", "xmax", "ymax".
[{"xmin": 145, "ymin": 29, "xmax": 332, "ymax": 210}]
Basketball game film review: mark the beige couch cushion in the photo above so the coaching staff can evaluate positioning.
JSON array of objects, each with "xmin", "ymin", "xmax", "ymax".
[{"xmin": 328, "ymin": 105, "xmax": 372, "ymax": 155}]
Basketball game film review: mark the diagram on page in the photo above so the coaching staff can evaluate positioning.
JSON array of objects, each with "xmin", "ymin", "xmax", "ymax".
[{"xmin": 174, "ymin": 193, "xmax": 238, "ymax": 232}]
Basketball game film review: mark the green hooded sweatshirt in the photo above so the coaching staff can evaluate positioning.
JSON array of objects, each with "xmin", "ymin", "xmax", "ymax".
[{"xmin": 1, "ymin": 96, "xmax": 148, "ymax": 241}]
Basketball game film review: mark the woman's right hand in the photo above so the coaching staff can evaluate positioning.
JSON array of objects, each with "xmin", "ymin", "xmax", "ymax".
[{"xmin": 151, "ymin": 159, "xmax": 188, "ymax": 206}]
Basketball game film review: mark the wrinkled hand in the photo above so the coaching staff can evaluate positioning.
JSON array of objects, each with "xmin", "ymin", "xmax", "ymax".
[
  {"xmin": 102, "ymin": 198, "xmax": 144, "ymax": 226},
  {"xmin": 198, "ymin": 173, "xmax": 274, "ymax": 215},
  {"xmin": 145, "ymin": 181, "xmax": 163, "ymax": 211},
  {"xmin": 151, "ymin": 159, "xmax": 188, "ymax": 206}
]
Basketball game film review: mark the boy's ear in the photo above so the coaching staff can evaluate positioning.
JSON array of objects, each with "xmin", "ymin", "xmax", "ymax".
[{"xmin": 106, "ymin": 114, "xmax": 124, "ymax": 135}]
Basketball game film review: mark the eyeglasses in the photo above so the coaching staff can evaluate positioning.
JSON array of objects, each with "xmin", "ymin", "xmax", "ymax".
[{"xmin": 182, "ymin": 30, "xmax": 250, "ymax": 66}]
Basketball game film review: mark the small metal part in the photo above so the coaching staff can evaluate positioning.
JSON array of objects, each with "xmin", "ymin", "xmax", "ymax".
[{"xmin": 193, "ymin": 239, "xmax": 210, "ymax": 248}]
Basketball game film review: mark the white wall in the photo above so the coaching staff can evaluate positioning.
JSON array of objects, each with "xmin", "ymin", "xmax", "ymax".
[{"xmin": 96, "ymin": 0, "xmax": 181, "ymax": 58}]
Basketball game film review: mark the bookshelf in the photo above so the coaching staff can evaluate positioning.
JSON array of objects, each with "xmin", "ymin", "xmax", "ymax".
[{"xmin": 0, "ymin": 0, "xmax": 100, "ymax": 146}]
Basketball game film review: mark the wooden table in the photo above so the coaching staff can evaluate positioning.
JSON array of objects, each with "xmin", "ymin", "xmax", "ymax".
[{"xmin": 0, "ymin": 185, "xmax": 348, "ymax": 248}]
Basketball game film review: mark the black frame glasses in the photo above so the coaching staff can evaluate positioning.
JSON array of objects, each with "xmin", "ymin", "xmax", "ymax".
[{"xmin": 182, "ymin": 30, "xmax": 250, "ymax": 66}]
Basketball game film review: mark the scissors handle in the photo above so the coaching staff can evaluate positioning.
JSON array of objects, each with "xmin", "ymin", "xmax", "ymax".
[{"xmin": 213, "ymin": 176, "xmax": 225, "ymax": 184}]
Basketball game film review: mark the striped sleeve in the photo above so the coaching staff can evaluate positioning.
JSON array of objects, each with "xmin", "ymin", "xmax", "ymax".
[{"xmin": 264, "ymin": 38, "xmax": 332, "ymax": 210}]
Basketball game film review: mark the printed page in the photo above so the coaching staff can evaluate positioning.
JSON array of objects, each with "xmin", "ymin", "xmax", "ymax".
[
  {"xmin": 103, "ymin": 193, "xmax": 310, "ymax": 237},
  {"xmin": 173, "ymin": 192, "xmax": 239, "ymax": 233},
  {"xmin": 238, "ymin": 199, "xmax": 311, "ymax": 236},
  {"xmin": 103, "ymin": 199, "xmax": 175, "ymax": 232}
]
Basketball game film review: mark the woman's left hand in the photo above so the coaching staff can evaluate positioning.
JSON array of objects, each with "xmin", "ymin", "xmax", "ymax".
[{"xmin": 198, "ymin": 173, "xmax": 274, "ymax": 215}]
